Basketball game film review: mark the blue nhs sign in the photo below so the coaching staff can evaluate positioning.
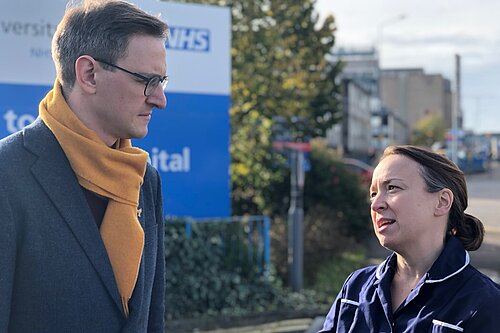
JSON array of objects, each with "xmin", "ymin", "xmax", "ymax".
[
  {"xmin": 0, "ymin": 0, "xmax": 231, "ymax": 218},
  {"xmin": 167, "ymin": 27, "xmax": 210, "ymax": 52}
]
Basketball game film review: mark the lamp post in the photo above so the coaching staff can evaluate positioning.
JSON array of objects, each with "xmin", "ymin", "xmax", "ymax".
[
  {"xmin": 272, "ymin": 116, "xmax": 311, "ymax": 292},
  {"xmin": 376, "ymin": 14, "xmax": 406, "ymax": 68},
  {"xmin": 450, "ymin": 54, "xmax": 461, "ymax": 164},
  {"xmin": 376, "ymin": 14, "xmax": 406, "ymax": 147}
]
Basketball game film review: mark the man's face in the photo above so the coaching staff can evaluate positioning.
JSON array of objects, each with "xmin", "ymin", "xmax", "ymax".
[{"xmin": 92, "ymin": 35, "xmax": 167, "ymax": 146}]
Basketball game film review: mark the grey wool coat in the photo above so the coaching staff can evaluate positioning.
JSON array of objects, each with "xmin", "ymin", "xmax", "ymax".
[{"xmin": 0, "ymin": 118, "xmax": 165, "ymax": 332}]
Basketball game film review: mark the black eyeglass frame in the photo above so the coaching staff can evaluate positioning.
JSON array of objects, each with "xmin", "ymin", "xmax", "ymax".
[{"xmin": 94, "ymin": 58, "xmax": 168, "ymax": 97}]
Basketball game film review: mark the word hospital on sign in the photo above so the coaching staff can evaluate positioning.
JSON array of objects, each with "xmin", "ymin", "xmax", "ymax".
[
  {"xmin": 149, "ymin": 147, "xmax": 191, "ymax": 173},
  {"xmin": 4, "ymin": 110, "xmax": 36, "ymax": 133}
]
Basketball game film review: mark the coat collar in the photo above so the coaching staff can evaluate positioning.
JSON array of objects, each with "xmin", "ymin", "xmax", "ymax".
[
  {"xmin": 375, "ymin": 236, "xmax": 469, "ymax": 284},
  {"xmin": 22, "ymin": 117, "xmax": 125, "ymax": 317}
]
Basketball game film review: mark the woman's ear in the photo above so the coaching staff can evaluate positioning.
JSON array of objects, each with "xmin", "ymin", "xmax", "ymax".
[
  {"xmin": 74, "ymin": 55, "xmax": 97, "ymax": 94},
  {"xmin": 435, "ymin": 188, "xmax": 453, "ymax": 216}
]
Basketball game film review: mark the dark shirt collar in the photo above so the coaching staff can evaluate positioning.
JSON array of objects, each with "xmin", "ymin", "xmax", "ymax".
[{"xmin": 375, "ymin": 236, "xmax": 469, "ymax": 284}]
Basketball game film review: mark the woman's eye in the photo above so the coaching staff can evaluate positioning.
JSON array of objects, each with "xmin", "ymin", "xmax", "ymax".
[
  {"xmin": 387, "ymin": 185, "xmax": 398, "ymax": 191},
  {"xmin": 369, "ymin": 192, "xmax": 376, "ymax": 199}
]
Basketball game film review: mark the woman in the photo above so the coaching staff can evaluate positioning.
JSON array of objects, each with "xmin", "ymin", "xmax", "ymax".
[{"xmin": 319, "ymin": 145, "xmax": 500, "ymax": 332}]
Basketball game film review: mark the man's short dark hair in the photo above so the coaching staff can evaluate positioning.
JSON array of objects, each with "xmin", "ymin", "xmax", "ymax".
[{"xmin": 52, "ymin": 0, "xmax": 169, "ymax": 91}]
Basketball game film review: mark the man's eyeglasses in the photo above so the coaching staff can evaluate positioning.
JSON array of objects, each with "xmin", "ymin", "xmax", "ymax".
[{"xmin": 94, "ymin": 58, "xmax": 168, "ymax": 97}]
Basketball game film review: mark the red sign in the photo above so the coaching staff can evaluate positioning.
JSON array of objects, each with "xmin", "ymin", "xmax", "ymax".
[{"xmin": 272, "ymin": 141, "xmax": 311, "ymax": 152}]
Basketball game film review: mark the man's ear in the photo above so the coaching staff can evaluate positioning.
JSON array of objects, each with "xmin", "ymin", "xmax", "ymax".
[
  {"xmin": 435, "ymin": 188, "xmax": 453, "ymax": 216},
  {"xmin": 74, "ymin": 56, "xmax": 97, "ymax": 94}
]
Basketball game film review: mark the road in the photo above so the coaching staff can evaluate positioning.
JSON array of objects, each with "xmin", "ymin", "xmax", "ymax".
[{"xmin": 465, "ymin": 161, "xmax": 500, "ymax": 281}]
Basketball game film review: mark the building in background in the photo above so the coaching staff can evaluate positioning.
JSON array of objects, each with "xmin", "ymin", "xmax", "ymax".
[
  {"xmin": 327, "ymin": 49, "xmax": 459, "ymax": 162},
  {"xmin": 327, "ymin": 48, "xmax": 379, "ymax": 161},
  {"xmin": 340, "ymin": 78, "xmax": 372, "ymax": 158},
  {"xmin": 328, "ymin": 47, "xmax": 415, "ymax": 160},
  {"xmin": 371, "ymin": 104, "xmax": 410, "ymax": 150},
  {"xmin": 380, "ymin": 68, "xmax": 453, "ymax": 134}
]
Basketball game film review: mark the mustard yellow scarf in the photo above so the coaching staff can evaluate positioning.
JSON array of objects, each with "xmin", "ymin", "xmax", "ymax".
[{"xmin": 39, "ymin": 81, "xmax": 148, "ymax": 317}]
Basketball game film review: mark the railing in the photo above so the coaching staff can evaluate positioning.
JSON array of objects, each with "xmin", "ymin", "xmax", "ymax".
[{"xmin": 166, "ymin": 215, "xmax": 271, "ymax": 275}]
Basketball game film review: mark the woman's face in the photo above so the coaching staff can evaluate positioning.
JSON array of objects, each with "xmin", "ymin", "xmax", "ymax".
[{"xmin": 369, "ymin": 154, "xmax": 447, "ymax": 254}]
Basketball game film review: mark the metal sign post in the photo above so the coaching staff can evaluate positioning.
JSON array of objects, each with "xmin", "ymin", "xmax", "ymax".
[{"xmin": 273, "ymin": 140, "xmax": 310, "ymax": 292}]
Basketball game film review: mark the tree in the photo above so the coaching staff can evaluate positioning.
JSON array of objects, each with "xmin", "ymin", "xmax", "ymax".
[
  {"xmin": 411, "ymin": 112, "xmax": 447, "ymax": 147},
  {"xmin": 168, "ymin": 0, "xmax": 341, "ymax": 215}
]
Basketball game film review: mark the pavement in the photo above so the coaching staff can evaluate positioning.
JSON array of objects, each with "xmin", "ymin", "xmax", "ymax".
[{"xmin": 197, "ymin": 318, "xmax": 314, "ymax": 333}]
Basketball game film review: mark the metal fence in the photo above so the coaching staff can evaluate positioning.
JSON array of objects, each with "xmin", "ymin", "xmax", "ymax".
[{"xmin": 166, "ymin": 216, "xmax": 271, "ymax": 275}]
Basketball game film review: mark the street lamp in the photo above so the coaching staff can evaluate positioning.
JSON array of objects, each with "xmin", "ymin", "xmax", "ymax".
[
  {"xmin": 375, "ymin": 14, "xmax": 407, "ymax": 148},
  {"xmin": 376, "ymin": 14, "xmax": 407, "ymax": 68}
]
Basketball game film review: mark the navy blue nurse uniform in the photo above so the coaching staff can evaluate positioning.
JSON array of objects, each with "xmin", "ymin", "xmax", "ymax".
[{"xmin": 319, "ymin": 237, "xmax": 500, "ymax": 332}]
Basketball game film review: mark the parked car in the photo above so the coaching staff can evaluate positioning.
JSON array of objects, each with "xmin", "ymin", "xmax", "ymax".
[{"xmin": 342, "ymin": 157, "xmax": 374, "ymax": 186}]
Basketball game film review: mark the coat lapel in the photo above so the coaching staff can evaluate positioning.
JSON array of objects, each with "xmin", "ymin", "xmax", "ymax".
[{"xmin": 23, "ymin": 118, "xmax": 124, "ymax": 316}]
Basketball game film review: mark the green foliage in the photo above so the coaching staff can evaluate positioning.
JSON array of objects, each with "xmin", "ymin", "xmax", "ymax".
[
  {"xmin": 312, "ymin": 251, "xmax": 367, "ymax": 296},
  {"xmin": 165, "ymin": 220, "xmax": 336, "ymax": 326},
  {"xmin": 411, "ymin": 112, "xmax": 447, "ymax": 147},
  {"xmin": 168, "ymin": 0, "xmax": 341, "ymax": 215},
  {"xmin": 230, "ymin": 111, "xmax": 287, "ymax": 215},
  {"xmin": 300, "ymin": 140, "xmax": 371, "ymax": 285},
  {"xmin": 304, "ymin": 139, "xmax": 371, "ymax": 237},
  {"xmin": 165, "ymin": 221, "xmax": 282, "ymax": 320},
  {"xmin": 271, "ymin": 139, "xmax": 372, "ymax": 284}
]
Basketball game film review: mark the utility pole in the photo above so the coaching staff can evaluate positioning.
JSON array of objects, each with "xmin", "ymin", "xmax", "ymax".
[
  {"xmin": 376, "ymin": 14, "xmax": 407, "ymax": 68},
  {"xmin": 272, "ymin": 117, "xmax": 310, "ymax": 292},
  {"xmin": 272, "ymin": 141, "xmax": 310, "ymax": 292},
  {"xmin": 288, "ymin": 148, "xmax": 304, "ymax": 292},
  {"xmin": 451, "ymin": 54, "xmax": 461, "ymax": 164}
]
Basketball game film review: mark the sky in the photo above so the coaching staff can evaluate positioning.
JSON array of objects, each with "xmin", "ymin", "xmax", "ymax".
[{"xmin": 314, "ymin": 0, "xmax": 500, "ymax": 134}]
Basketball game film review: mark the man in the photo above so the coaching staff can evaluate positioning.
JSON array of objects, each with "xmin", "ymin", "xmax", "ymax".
[{"xmin": 0, "ymin": 1, "xmax": 168, "ymax": 331}]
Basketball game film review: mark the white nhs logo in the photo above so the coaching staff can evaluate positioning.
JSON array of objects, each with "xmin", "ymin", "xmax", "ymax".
[{"xmin": 166, "ymin": 27, "xmax": 210, "ymax": 52}]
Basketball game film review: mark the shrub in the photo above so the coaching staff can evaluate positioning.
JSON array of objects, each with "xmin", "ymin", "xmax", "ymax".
[
  {"xmin": 165, "ymin": 221, "xmax": 282, "ymax": 320},
  {"xmin": 271, "ymin": 139, "xmax": 372, "ymax": 286},
  {"xmin": 304, "ymin": 139, "xmax": 371, "ymax": 237},
  {"xmin": 312, "ymin": 251, "xmax": 367, "ymax": 296},
  {"xmin": 165, "ymin": 219, "xmax": 335, "ymax": 328}
]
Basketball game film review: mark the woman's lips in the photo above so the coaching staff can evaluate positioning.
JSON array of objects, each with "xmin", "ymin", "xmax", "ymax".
[{"xmin": 376, "ymin": 218, "xmax": 396, "ymax": 230}]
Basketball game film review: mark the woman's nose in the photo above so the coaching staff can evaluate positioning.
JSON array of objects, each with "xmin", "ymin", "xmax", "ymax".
[{"xmin": 370, "ymin": 193, "xmax": 387, "ymax": 212}]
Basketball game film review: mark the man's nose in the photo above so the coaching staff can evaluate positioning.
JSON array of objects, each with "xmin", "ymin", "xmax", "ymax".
[{"xmin": 147, "ymin": 86, "xmax": 167, "ymax": 109}]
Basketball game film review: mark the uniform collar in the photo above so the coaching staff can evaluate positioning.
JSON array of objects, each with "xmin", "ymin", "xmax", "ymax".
[{"xmin": 375, "ymin": 236, "xmax": 469, "ymax": 284}]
